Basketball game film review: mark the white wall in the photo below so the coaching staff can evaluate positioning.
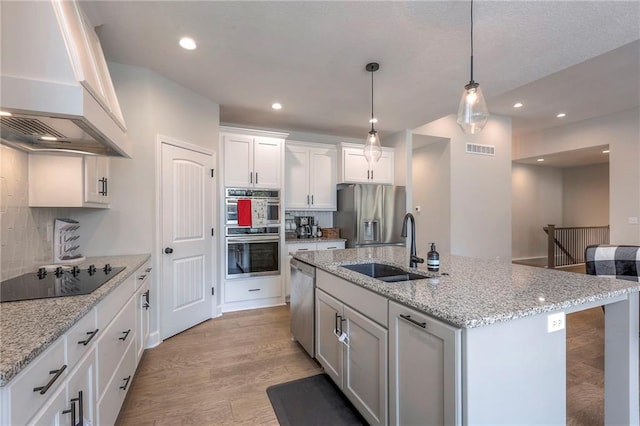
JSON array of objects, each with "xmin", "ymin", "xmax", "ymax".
[
  {"xmin": 511, "ymin": 164, "xmax": 563, "ymax": 260},
  {"xmin": 563, "ymin": 163, "xmax": 609, "ymax": 226},
  {"xmin": 412, "ymin": 136, "xmax": 451, "ymax": 253},
  {"xmin": 515, "ymin": 107, "xmax": 639, "ymax": 245},
  {"xmin": 413, "ymin": 114, "xmax": 513, "ymax": 260},
  {"xmin": 73, "ymin": 62, "xmax": 220, "ymax": 342}
]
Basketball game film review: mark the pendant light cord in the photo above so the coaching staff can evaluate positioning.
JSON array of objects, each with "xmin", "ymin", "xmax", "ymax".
[
  {"xmin": 470, "ymin": 0, "xmax": 474, "ymax": 83},
  {"xmin": 370, "ymin": 70, "xmax": 375, "ymax": 132}
]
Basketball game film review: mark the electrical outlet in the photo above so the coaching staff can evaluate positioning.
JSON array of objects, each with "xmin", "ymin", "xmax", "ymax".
[{"xmin": 547, "ymin": 312, "xmax": 565, "ymax": 333}]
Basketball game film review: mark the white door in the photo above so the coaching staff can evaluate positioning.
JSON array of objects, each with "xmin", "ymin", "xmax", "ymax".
[
  {"xmin": 342, "ymin": 148, "xmax": 371, "ymax": 183},
  {"xmin": 161, "ymin": 143, "xmax": 215, "ymax": 339},
  {"xmin": 223, "ymin": 135, "xmax": 253, "ymax": 187}
]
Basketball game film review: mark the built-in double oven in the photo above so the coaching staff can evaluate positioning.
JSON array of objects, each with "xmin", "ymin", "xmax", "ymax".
[{"xmin": 224, "ymin": 188, "xmax": 281, "ymax": 279}]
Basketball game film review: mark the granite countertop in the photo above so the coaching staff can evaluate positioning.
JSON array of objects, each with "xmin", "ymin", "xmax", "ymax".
[
  {"xmin": 0, "ymin": 254, "xmax": 150, "ymax": 386},
  {"xmin": 293, "ymin": 246, "xmax": 640, "ymax": 329},
  {"xmin": 285, "ymin": 237, "xmax": 346, "ymax": 243}
]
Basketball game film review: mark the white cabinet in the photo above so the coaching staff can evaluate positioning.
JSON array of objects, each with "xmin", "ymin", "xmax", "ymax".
[
  {"xmin": 315, "ymin": 269, "xmax": 388, "ymax": 426},
  {"xmin": 339, "ymin": 143, "xmax": 394, "ymax": 185},
  {"xmin": 135, "ymin": 264, "xmax": 152, "ymax": 363},
  {"xmin": 388, "ymin": 301, "xmax": 462, "ymax": 426},
  {"xmin": 316, "ymin": 288, "xmax": 388, "ymax": 426},
  {"xmin": 28, "ymin": 154, "xmax": 111, "ymax": 208},
  {"xmin": 222, "ymin": 128, "xmax": 287, "ymax": 189},
  {"xmin": 66, "ymin": 348, "xmax": 97, "ymax": 426},
  {"xmin": 285, "ymin": 142, "xmax": 337, "ymax": 210}
]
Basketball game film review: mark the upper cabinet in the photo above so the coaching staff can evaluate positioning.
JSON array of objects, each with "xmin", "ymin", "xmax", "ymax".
[
  {"xmin": 339, "ymin": 143, "xmax": 394, "ymax": 185},
  {"xmin": 29, "ymin": 154, "xmax": 111, "ymax": 208},
  {"xmin": 285, "ymin": 142, "xmax": 337, "ymax": 211},
  {"xmin": 222, "ymin": 127, "xmax": 288, "ymax": 189}
]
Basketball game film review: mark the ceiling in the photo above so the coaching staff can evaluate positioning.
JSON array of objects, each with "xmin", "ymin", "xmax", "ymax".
[
  {"xmin": 82, "ymin": 1, "xmax": 640, "ymax": 143},
  {"xmin": 513, "ymin": 145, "xmax": 610, "ymax": 168}
]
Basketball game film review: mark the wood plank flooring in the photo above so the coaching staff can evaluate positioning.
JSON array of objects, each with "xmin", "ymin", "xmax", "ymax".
[
  {"xmin": 117, "ymin": 284, "xmax": 609, "ymax": 425},
  {"xmin": 116, "ymin": 306, "xmax": 321, "ymax": 425}
]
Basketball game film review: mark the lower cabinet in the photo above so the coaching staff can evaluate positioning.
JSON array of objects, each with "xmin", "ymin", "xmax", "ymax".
[
  {"xmin": 316, "ymin": 288, "xmax": 388, "ymax": 426},
  {"xmin": 388, "ymin": 301, "xmax": 462, "ymax": 426}
]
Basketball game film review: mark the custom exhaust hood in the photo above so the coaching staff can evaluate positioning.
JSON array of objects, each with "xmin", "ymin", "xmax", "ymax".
[{"xmin": 1, "ymin": 1, "xmax": 132, "ymax": 157}]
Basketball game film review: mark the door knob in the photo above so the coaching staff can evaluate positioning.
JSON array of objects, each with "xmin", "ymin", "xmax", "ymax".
[{"xmin": 164, "ymin": 247, "xmax": 174, "ymax": 254}]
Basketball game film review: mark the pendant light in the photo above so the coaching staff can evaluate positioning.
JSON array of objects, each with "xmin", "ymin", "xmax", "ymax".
[
  {"xmin": 456, "ymin": 0, "xmax": 489, "ymax": 134},
  {"xmin": 363, "ymin": 62, "xmax": 382, "ymax": 163}
]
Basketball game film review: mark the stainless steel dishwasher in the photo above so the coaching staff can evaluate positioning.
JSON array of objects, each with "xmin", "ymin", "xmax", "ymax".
[{"xmin": 290, "ymin": 258, "xmax": 316, "ymax": 357}]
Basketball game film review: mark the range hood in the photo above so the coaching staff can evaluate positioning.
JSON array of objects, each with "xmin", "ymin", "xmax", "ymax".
[{"xmin": 1, "ymin": 1, "xmax": 131, "ymax": 157}]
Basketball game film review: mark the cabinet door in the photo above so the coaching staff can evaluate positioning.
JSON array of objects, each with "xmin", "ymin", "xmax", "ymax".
[
  {"xmin": 315, "ymin": 289, "xmax": 344, "ymax": 387},
  {"xmin": 253, "ymin": 137, "xmax": 282, "ymax": 189},
  {"xmin": 285, "ymin": 145, "xmax": 310, "ymax": 209},
  {"xmin": 342, "ymin": 148, "xmax": 371, "ymax": 183},
  {"xmin": 309, "ymin": 148, "xmax": 337, "ymax": 210},
  {"xmin": 343, "ymin": 305, "xmax": 388, "ymax": 426},
  {"xmin": 67, "ymin": 349, "xmax": 96, "ymax": 426},
  {"xmin": 136, "ymin": 281, "xmax": 150, "ymax": 362},
  {"xmin": 388, "ymin": 302, "xmax": 461, "ymax": 426},
  {"xmin": 84, "ymin": 156, "xmax": 110, "ymax": 204},
  {"xmin": 27, "ymin": 383, "xmax": 67, "ymax": 426},
  {"xmin": 371, "ymin": 150, "xmax": 394, "ymax": 185},
  {"xmin": 224, "ymin": 135, "xmax": 253, "ymax": 187}
]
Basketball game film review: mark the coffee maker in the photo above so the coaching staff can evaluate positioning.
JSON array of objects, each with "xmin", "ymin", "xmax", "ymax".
[{"xmin": 295, "ymin": 216, "xmax": 313, "ymax": 238}]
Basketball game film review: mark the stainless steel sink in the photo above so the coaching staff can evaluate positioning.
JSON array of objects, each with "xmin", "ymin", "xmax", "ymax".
[{"xmin": 341, "ymin": 263, "xmax": 429, "ymax": 282}]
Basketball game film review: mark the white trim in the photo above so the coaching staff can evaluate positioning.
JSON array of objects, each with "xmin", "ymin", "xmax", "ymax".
[
  {"xmin": 155, "ymin": 134, "xmax": 218, "ymax": 342},
  {"xmin": 220, "ymin": 125, "xmax": 289, "ymax": 140}
]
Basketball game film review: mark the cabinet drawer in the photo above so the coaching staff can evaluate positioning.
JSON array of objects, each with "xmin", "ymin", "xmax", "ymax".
[
  {"xmin": 97, "ymin": 274, "xmax": 135, "ymax": 330},
  {"xmin": 97, "ymin": 338, "xmax": 136, "ymax": 426},
  {"xmin": 317, "ymin": 269, "xmax": 388, "ymax": 327},
  {"xmin": 316, "ymin": 241, "xmax": 345, "ymax": 250},
  {"xmin": 66, "ymin": 308, "xmax": 98, "ymax": 368},
  {"xmin": 224, "ymin": 277, "xmax": 281, "ymax": 302},
  {"xmin": 288, "ymin": 242, "xmax": 317, "ymax": 253},
  {"xmin": 134, "ymin": 261, "xmax": 152, "ymax": 290},
  {"xmin": 8, "ymin": 339, "xmax": 66, "ymax": 426},
  {"xmin": 96, "ymin": 296, "xmax": 136, "ymax": 398}
]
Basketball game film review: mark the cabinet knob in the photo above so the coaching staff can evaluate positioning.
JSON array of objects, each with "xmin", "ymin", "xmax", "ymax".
[{"xmin": 164, "ymin": 247, "xmax": 174, "ymax": 254}]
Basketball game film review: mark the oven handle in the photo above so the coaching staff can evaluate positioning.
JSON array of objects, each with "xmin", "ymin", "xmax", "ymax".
[{"xmin": 226, "ymin": 236, "xmax": 280, "ymax": 243}]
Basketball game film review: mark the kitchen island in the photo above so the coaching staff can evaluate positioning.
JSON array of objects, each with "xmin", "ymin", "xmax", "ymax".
[{"xmin": 293, "ymin": 246, "xmax": 639, "ymax": 425}]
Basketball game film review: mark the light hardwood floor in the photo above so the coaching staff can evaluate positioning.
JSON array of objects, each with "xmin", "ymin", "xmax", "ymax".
[{"xmin": 117, "ymin": 279, "xmax": 607, "ymax": 425}]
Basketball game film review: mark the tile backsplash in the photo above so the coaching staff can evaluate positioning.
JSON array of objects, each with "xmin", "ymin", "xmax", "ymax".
[{"xmin": 0, "ymin": 146, "xmax": 71, "ymax": 280}]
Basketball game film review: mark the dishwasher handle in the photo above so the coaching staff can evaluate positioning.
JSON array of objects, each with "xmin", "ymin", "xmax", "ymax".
[{"xmin": 290, "ymin": 258, "xmax": 316, "ymax": 278}]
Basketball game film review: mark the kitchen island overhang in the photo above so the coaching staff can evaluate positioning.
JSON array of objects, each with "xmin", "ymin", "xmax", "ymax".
[{"xmin": 293, "ymin": 246, "xmax": 639, "ymax": 425}]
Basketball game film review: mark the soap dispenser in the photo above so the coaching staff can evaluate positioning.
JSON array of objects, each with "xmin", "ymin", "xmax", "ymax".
[{"xmin": 427, "ymin": 243, "xmax": 440, "ymax": 272}]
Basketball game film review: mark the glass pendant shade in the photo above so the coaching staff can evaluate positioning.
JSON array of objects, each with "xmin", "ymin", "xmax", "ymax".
[
  {"xmin": 364, "ymin": 129, "xmax": 382, "ymax": 163},
  {"xmin": 456, "ymin": 81, "xmax": 489, "ymax": 134}
]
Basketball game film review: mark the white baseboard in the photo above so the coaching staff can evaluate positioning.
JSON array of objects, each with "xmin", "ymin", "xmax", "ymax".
[
  {"xmin": 222, "ymin": 297, "xmax": 285, "ymax": 313},
  {"xmin": 146, "ymin": 331, "xmax": 162, "ymax": 349}
]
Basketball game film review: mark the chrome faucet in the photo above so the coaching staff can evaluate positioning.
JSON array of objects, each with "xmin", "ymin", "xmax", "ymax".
[{"xmin": 401, "ymin": 213, "xmax": 424, "ymax": 268}]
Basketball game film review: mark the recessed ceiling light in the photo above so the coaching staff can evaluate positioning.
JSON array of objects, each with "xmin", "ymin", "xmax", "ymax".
[
  {"xmin": 369, "ymin": 117, "xmax": 378, "ymax": 124},
  {"xmin": 40, "ymin": 136, "xmax": 58, "ymax": 141},
  {"xmin": 536, "ymin": 158, "xmax": 545, "ymax": 162},
  {"xmin": 603, "ymin": 150, "xmax": 610, "ymax": 154},
  {"xmin": 179, "ymin": 37, "xmax": 197, "ymax": 50},
  {"xmin": 556, "ymin": 113, "xmax": 566, "ymax": 118},
  {"xmin": 271, "ymin": 103, "xmax": 282, "ymax": 110},
  {"xmin": 513, "ymin": 102, "xmax": 523, "ymax": 108},
  {"xmin": 0, "ymin": 111, "xmax": 12, "ymax": 117}
]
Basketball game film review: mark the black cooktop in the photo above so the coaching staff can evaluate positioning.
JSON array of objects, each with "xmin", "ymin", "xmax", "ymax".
[{"xmin": 0, "ymin": 264, "xmax": 125, "ymax": 303}]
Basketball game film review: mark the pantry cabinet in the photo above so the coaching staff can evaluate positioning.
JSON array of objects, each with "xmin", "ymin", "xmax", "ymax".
[
  {"xmin": 28, "ymin": 154, "xmax": 111, "ymax": 208},
  {"xmin": 339, "ymin": 143, "xmax": 394, "ymax": 185},
  {"xmin": 316, "ymin": 270, "xmax": 388, "ymax": 426},
  {"xmin": 388, "ymin": 301, "xmax": 462, "ymax": 426},
  {"xmin": 222, "ymin": 127, "xmax": 288, "ymax": 189},
  {"xmin": 285, "ymin": 142, "xmax": 337, "ymax": 210}
]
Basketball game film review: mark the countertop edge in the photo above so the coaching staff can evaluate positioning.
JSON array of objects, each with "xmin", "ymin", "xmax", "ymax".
[{"xmin": 0, "ymin": 254, "xmax": 151, "ymax": 386}]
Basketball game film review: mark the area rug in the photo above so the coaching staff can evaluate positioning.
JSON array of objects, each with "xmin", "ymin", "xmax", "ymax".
[{"xmin": 266, "ymin": 373, "xmax": 368, "ymax": 426}]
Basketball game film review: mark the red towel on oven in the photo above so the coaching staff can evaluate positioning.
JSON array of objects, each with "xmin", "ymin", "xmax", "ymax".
[{"xmin": 237, "ymin": 199, "xmax": 252, "ymax": 226}]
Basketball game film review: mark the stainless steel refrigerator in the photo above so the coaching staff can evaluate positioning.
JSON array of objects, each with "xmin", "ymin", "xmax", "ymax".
[{"xmin": 334, "ymin": 184, "xmax": 406, "ymax": 248}]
